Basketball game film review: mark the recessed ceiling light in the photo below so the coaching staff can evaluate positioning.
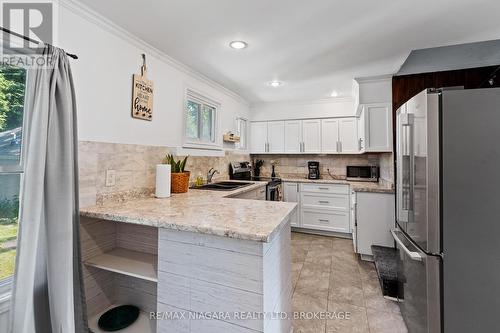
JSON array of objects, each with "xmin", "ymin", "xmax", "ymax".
[
  {"xmin": 268, "ymin": 80, "xmax": 283, "ymax": 87},
  {"xmin": 229, "ymin": 41, "xmax": 248, "ymax": 49},
  {"xmin": 330, "ymin": 90, "xmax": 339, "ymax": 97}
]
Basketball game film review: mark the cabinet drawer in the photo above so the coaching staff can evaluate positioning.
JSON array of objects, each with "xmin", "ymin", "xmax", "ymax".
[
  {"xmin": 301, "ymin": 209, "xmax": 350, "ymax": 233},
  {"xmin": 300, "ymin": 183, "xmax": 349, "ymax": 195},
  {"xmin": 301, "ymin": 193, "xmax": 349, "ymax": 211}
]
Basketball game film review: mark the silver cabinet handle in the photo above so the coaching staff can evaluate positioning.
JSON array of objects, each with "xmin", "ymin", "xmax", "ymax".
[
  {"xmin": 358, "ymin": 138, "xmax": 363, "ymax": 151},
  {"xmin": 318, "ymin": 187, "xmax": 329, "ymax": 190},
  {"xmin": 391, "ymin": 229, "xmax": 422, "ymax": 262},
  {"xmin": 318, "ymin": 219, "xmax": 330, "ymax": 223},
  {"xmin": 296, "ymin": 183, "xmax": 299, "ymax": 192},
  {"xmin": 339, "ymin": 141, "xmax": 342, "ymax": 152},
  {"xmin": 318, "ymin": 200, "xmax": 330, "ymax": 204}
]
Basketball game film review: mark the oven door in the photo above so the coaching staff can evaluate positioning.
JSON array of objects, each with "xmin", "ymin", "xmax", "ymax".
[
  {"xmin": 267, "ymin": 183, "xmax": 282, "ymax": 201},
  {"xmin": 392, "ymin": 229, "xmax": 441, "ymax": 333}
]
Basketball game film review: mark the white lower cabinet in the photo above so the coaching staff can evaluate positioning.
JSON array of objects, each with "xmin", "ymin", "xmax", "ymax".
[
  {"xmin": 283, "ymin": 182, "xmax": 351, "ymax": 234},
  {"xmin": 301, "ymin": 209, "xmax": 349, "ymax": 233},
  {"xmin": 283, "ymin": 182, "xmax": 300, "ymax": 227},
  {"xmin": 354, "ymin": 192, "xmax": 395, "ymax": 257}
]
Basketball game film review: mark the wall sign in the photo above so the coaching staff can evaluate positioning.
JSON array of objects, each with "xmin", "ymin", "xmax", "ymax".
[{"xmin": 132, "ymin": 54, "xmax": 154, "ymax": 121}]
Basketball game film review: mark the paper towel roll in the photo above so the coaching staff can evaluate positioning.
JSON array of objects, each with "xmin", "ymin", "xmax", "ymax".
[{"xmin": 155, "ymin": 164, "xmax": 171, "ymax": 198}]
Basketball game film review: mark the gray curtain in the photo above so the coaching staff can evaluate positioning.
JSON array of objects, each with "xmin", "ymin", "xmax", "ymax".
[{"xmin": 9, "ymin": 45, "xmax": 88, "ymax": 333}]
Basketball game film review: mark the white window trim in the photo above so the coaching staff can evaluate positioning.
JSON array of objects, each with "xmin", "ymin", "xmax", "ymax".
[
  {"xmin": 236, "ymin": 117, "xmax": 248, "ymax": 151},
  {"xmin": 183, "ymin": 88, "xmax": 222, "ymax": 151},
  {"xmin": 0, "ymin": 66, "xmax": 28, "ymax": 295}
]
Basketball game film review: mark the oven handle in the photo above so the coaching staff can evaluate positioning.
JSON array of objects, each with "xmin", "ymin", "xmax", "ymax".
[{"xmin": 391, "ymin": 229, "xmax": 422, "ymax": 262}]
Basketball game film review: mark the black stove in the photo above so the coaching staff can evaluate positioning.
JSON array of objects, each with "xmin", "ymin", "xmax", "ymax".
[{"xmin": 229, "ymin": 162, "xmax": 282, "ymax": 201}]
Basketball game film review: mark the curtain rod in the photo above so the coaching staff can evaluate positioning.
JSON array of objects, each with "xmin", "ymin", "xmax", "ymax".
[{"xmin": 0, "ymin": 26, "xmax": 78, "ymax": 59}]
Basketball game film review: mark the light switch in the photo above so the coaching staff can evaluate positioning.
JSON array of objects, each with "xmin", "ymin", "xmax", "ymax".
[{"xmin": 105, "ymin": 169, "xmax": 116, "ymax": 187}]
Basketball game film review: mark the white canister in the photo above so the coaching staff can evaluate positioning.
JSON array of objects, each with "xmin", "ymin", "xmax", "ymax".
[{"xmin": 155, "ymin": 164, "xmax": 171, "ymax": 198}]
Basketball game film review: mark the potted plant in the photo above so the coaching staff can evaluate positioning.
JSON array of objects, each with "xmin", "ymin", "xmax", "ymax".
[{"xmin": 165, "ymin": 154, "xmax": 190, "ymax": 193}]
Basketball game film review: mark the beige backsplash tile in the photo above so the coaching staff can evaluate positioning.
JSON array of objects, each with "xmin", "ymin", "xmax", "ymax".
[
  {"xmin": 78, "ymin": 141, "xmax": 250, "ymax": 207},
  {"xmin": 251, "ymin": 153, "xmax": 394, "ymax": 183},
  {"xmin": 78, "ymin": 141, "xmax": 393, "ymax": 207}
]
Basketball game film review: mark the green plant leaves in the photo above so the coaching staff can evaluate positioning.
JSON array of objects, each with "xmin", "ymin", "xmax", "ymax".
[{"xmin": 164, "ymin": 154, "xmax": 189, "ymax": 173}]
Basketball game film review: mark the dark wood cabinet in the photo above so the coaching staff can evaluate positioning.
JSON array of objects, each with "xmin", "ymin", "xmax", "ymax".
[{"xmin": 391, "ymin": 65, "xmax": 500, "ymax": 150}]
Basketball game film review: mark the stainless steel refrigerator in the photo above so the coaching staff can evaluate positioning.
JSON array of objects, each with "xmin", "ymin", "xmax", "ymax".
[{"xmin": 394, "ymin": 87, "xmax": 500, "ymax": 333}]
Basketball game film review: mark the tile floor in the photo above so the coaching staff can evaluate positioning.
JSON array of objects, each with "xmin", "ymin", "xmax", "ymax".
[{"xmin": 291, "ymin": 232, "xmax": 408, "ymax": 333}]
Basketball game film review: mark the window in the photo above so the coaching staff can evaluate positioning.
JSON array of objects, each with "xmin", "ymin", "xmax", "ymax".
[
  {"xmin": 0, "ymin": 64, "xmax": 26, "ymax": 288},
  {"xmin": 236, "ymin": 117, "xmax": 248, "ymax": 150},
  {"xmin": 184, "ymin": 89, "xmax": 220, "ymax": 149}
]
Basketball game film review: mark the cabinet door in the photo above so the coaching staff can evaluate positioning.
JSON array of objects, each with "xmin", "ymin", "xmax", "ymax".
[
  {"xmin": 351, "ymin": 191, "xmax": 357, "ymax": 252},
  {"xmin": 357, "ymin": 107, "xmax": 366, "ymax": 152},
  {"xmin": 301, "ymin": 209, "xmax": 350, "ymax": 233},
  {"xmin": 284, "ymin": 120, "xmax": 303, "ymax": 153},
  {"xmin": 356, "ymin": 192, "xmax": 395, "ymax": 256},
  {"xmin": 283, "ymin": 182, "xmax": 300, "ymax": 227},
  {"xmin": 250, "ymin": 122, "xmax": 268, "ymax": 153},
  {"xmin": 267, "ymin": 121, "xmax": 285, "ymax": 153},
  {"xmin": 255, "ymin": 186, "xmax": 267, "ymax": 200},
  {"xmin": 302, "ymin": 119, "xmax": 322, "ymax": 153},
  {"xmin": 364, "ymin": 103, "xmax": 392, "ymax": 152},
  {"xmin": 338, "ymin": 118, "xmax": 358, "ymax": 153},
  {"xmin": 321, "ymin": 119, "xmax": 339, "ymax": 153}
]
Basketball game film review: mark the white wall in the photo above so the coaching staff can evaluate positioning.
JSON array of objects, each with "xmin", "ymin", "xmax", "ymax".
[
  {"xmin": 57, "ymin": 1, "xmax": 250, "ymax": 149},
  {"xmin": 250, "ymin": 98, "xmax": 355, "ymax": 121}
]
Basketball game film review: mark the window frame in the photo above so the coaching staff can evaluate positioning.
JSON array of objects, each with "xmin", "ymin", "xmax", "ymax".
[
  {"xmin": 0, "ymin": 65, "xmax": 28, "ymax": 295},
  {"xmin": 236, "ymin": 117, "xmax": 248, "ymax": 151},
  {"xmin": 183, "ymin": 88, "xmax": 222, "ymax": 150}
]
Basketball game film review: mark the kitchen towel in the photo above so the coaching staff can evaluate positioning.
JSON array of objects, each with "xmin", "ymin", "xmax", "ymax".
[{"xmin": 156, "ymin": 164, "xmax": 171, "ymax": 198}]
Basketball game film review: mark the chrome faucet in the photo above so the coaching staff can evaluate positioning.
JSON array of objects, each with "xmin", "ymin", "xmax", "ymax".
[{"xmin": 207, "ymin": 168, "xmax": 220, "ymax": 183}]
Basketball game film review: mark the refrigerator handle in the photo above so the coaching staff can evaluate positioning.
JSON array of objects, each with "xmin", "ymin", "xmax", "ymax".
[
  {"xmin": 402, "ymin": 114, "xmax": 415, "ymax": 215},
  {"xmin": 391, "ymin": 229, "xmax": 422, "ymax": 262}
]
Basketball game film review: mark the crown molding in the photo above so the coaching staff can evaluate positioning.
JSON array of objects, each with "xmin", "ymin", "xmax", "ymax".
[
  {"xmin": 250, "ymin": 96, "xmax": 354, "ymax": 108},
  {"xmin": 354, "ymin": 74, "xmax": 393, "ymax": 84},
  {"xmin": 59, "ymin": 0, "xmax": 249, "ymax": 106}
]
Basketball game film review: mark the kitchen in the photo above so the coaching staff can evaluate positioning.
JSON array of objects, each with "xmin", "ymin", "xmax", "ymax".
[{"xmin": 0, "ymin": 1, "xmax": 499, "ymax": 333}]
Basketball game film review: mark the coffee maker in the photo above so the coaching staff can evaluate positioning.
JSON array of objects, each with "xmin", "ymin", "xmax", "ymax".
[{"xmin": 307, "ymin": 161, "xmax": 320, "ymax": 179}]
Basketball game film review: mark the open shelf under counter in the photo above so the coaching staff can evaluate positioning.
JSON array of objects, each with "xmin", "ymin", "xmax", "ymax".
[
  {"xmin": 88, "ymin": 305, "xmax": 155, "ymax": 333},
  {"xmin": 84, "ymin": 248, "xmax": 158, "ymax": 283}
]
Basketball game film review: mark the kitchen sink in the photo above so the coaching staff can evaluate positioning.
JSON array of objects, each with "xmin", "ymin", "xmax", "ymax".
[{"xmin": 191, "ymin": 181, "xmax": 253, "ymax": 191}]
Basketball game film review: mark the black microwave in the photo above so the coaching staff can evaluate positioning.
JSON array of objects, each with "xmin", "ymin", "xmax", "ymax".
[{"xmin": 346, "ymin": 166, "xmax": 379, "ymax": 182}]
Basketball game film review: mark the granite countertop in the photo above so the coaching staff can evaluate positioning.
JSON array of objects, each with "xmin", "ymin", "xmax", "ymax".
[
  {"xmin": 281, "ymin": 177, "xmax": 395, "ymax": 193},
  {"xmin": 80, "ymin": 181, "xmax": 297, "ymax": 243}
]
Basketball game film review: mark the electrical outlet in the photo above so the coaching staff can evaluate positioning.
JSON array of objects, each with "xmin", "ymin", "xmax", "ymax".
[{"xmin": 105, "ymin": 169, "xmax": 116, "ymax": 187}]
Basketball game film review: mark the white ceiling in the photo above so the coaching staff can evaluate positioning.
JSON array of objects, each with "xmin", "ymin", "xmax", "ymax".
[{"xmin": 78, "ymin": 0, "xmax": 500, "ymax": 103}]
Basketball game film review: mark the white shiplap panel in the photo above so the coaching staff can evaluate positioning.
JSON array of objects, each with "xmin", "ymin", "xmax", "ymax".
[
  {"xmin": 158, "ymin": 236, "xmax": 263, "ymax": 293},
  {"xmin": 117, "ymin": 223, "xmax": 158, "ymax": 255},
  {"xmin": 158, "ymin": 272, "xmax": 263, "ymax": 331},
  {"xmin": 157, "ymin": 303, "xmax": 259, "ymax": 333},
  {"xmin": 159, "ymin": 229, "xmax": 262, "ymax": 256}
]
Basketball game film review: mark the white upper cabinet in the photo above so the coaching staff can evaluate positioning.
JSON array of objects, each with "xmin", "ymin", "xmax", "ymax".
[
  {"xmin": 357, "ymin": 107, "xmax": 366, "ymax": 152},
  {"xmin": 354, "ymin": 75, "xmax": 393, "ymax": 152},
  {"xmin": 267, "ymin": 121, "xmax": 285, "ymax": 153},
  {"xmin": 364, "ymin": 103, "xmax": 392, "ymax": 152},
  {"xmin": 321, "ymin": 119, "xmax": 339, "ymax": 153},
  {"xmin": 284, "ymin": 120, "xmax": 303, "ymax": 153},
  {"xmin": 250, "ymin": 122, "xmax": 268, "ymax": 153},
  {"xmin": 302, "ymin": 119, "xmax": 321, "ymax": 153},
  {"xmin": 338, "ymin": 118, "xmax": 358, "ymax": 153}
]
